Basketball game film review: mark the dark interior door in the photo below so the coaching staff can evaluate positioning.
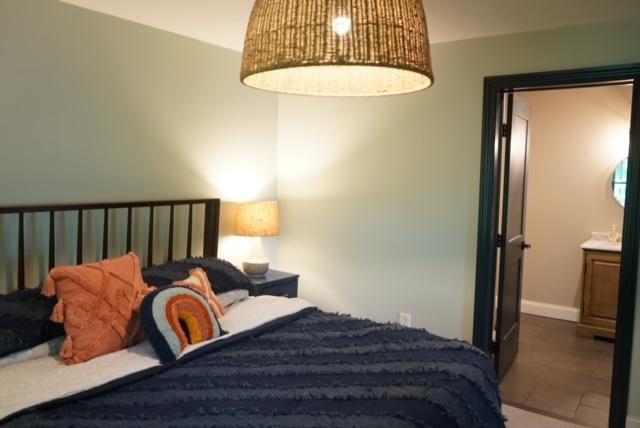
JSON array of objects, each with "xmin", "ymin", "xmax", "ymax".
[{"xmin": 495, "ymin": 93, "xmax": 531, "ymax": 380}]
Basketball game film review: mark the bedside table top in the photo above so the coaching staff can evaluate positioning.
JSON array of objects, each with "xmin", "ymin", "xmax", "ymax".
[{"xmin": 249, "ymin": 269, "xmax": 299, "ymax": 286}]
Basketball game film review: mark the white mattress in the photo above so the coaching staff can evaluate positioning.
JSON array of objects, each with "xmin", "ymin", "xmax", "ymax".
[{"xmin": 0, "ymin": 295, "xmax": 314, "ymax": 420}]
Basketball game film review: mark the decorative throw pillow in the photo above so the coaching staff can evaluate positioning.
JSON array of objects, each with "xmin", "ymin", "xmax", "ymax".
[
  {"xmin": 140, "ymin": 286, "xmax": 225, "ymax": 364},
  {"xmin": 0, "ymin": 288, "xmax": 65, "ymax": 358},
  {"xmin": 42, "ymin": 253, "xmax": 154, "ymax": 365},
  {"xmin": 143, "ymin": 257, "xmax": 255, "ymax": 295},
  {"xmin": 172, "ymin": 268, "xmax": 225, "ymax": 318}
]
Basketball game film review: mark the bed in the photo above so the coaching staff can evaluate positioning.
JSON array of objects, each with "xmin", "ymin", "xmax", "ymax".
[{"xmin": 0, "ymin": 199, "xmax": 505, "ymax": 427}]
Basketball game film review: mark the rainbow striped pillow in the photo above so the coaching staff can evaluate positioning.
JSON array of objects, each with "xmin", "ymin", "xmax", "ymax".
[{"xmin": 141, "ymin": 286, "xmax": 225, "ymax": 363}]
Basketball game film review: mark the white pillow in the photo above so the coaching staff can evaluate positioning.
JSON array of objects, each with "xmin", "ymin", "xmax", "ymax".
[
  {"xmin": 218, "ymin": 289, "xmax": 249, "ymax": 308},
  {"xmin": 0, "ymin": 336, "xmax": 65, "ymax": 368}
]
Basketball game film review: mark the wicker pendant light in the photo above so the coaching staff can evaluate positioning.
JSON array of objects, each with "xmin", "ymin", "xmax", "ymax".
[{"xmin": 240, "ymin": 0, "xmax": 434, "ymax": 97}]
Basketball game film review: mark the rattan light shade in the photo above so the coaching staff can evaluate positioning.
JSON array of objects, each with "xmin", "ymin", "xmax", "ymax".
[
  {"xmin": 234, "ymin": 201, "xmax": 280, "ymax": 237},
  {"xmin": 240, "ymin": 0, "xmax": 434, "ymax": 97}
]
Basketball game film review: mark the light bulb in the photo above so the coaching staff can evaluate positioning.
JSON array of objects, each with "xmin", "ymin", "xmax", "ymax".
[{"xmin": 332, "ymin": 16, "xmax": 352, "ymax": 36}]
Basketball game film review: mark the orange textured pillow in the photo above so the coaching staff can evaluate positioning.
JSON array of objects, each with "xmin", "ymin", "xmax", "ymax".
[
  {"xmin": 42, "ymin": 253, "xmax": 154, "ymax": 365},
  {"xmin": 172, "ymin": 267, "xmax": 225, "ymax": 318}
]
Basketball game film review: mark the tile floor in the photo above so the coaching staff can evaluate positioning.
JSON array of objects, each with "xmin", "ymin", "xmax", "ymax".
[{"xmin": 500, "ymin": 314, "xmax": 614, "ymax": 428}]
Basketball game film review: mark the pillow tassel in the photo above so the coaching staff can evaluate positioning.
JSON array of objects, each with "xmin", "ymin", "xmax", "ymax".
[
  {"xmin": 42, "ymin": 274, "xmax": 57, "ymax": 297},
  {"xmin": 60, "ymin": 336, "xmax": 74, "ymax": 361},
  {"xmin": 50, "ymin": 300, "xmax": 65, "ymax": 323}
]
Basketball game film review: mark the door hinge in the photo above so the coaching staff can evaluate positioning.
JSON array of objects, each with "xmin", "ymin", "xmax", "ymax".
[
  {"xmin": 497, "ymin": 234, "xmax": 505, "ymax": 248},
  {"xmin": 501, "ymin": 123, "xmax": 509, "ymax": 138},
  {"xmin": 491, "ymin": 340, "xmax": 497, "ymax": 353}
]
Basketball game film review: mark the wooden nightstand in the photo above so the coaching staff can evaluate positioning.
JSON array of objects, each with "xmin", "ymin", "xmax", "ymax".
[{"xmin": 249, "ymin": 270, "xmax": 299, "ymax": 297}]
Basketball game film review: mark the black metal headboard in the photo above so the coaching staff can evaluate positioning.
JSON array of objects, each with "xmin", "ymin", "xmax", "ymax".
[{"xmin": 0, "ymin": 198, "xmax": 220, "ymax": 290}]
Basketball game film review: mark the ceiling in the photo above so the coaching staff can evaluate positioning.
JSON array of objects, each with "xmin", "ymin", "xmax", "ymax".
[{"xmin": 60, "ymin": 0, "xmax": 640, "ymax": 52}]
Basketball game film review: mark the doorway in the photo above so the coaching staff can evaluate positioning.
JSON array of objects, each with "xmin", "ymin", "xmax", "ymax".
[
  {"xmin": 473, "ymin": 64, "xmax": 640, "ymax": 428},
  {"xmin": 501, "ymin": 86, "xmax": 631, "ymax": 426}
]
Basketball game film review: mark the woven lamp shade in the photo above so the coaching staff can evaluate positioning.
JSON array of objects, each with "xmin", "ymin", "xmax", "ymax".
[
  {"xmin": 234, "ymin": 201, "xmax": 280, "ymax": 237},
  {"xmin": 240, "ymin": 0, "xmax": 434, "ymax": 97}
]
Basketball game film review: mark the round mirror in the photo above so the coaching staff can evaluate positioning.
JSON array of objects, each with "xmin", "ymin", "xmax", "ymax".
[{"xmin": 611, "ymin": 158, "xmax": 628, "ymax": 207}]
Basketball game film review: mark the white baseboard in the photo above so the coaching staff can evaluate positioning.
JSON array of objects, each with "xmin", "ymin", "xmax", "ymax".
[
  {"xmin": 521, "ymin": 299, "xmax": 580, "ymax": 322},
  {"xmin": 627, "ymin": 416, "xmax": 640, "ymax": 428}
]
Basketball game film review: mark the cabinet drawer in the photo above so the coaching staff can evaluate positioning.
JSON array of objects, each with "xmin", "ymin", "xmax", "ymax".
[{"xmin": 259, "ymin": 281, "xmax": 298, "ymax": 297}]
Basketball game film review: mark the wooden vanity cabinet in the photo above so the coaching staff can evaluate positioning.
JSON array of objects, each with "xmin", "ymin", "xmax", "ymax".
[{"xmin": 576, "ymin": 250, "xmax": 621, "ymax": 339}]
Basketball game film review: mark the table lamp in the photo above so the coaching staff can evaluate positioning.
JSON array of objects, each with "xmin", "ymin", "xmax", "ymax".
[{"xmin": 234, "ymin": 201, "xmax": 279, "ymax": 276}]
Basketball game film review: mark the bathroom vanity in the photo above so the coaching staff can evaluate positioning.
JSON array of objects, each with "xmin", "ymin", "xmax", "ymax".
[{"xmin": 577, "ymin": 236, "xmax": 622, "ymax": 339}]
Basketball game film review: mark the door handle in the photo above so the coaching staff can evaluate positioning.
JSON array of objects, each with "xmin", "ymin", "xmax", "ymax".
[{"xmin": 521, "ymin": 242, "xmax": 532, "ymax": 250}]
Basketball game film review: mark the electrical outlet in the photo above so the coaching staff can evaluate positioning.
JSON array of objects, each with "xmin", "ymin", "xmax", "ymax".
[{"xmin": 398, "ymin": 312, "xmax": 412, "ymax": 327}]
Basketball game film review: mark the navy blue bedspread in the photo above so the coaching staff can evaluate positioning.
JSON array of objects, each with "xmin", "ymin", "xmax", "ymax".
[{"xmin": 4, "ymin": 309, "xmax": 505, "ymax": 427}]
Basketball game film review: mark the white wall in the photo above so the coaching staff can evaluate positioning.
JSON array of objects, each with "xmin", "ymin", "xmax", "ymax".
[
  {"xmin": 276, "ymin": 18, "xmax": 640, "ymax": 421},
  {"xmin": 519, "ymin": 86, "xmax": 630, "ymax": 311},
  {"xmin": 0, "ymin": 0, "xmax": 278, "ymax": 291}
]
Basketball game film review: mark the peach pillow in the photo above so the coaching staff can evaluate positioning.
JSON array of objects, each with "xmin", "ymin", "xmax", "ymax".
[
  {"xmin": 172, "ymin": 267, "xmax": 225, "ymax": 318},
  {"xmin": 42, "ymin": 253, "xmax": 154, "ymax": 365}
]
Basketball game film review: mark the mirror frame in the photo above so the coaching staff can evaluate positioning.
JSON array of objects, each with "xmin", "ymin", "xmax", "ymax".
[{"xmin": 612, "ymin": 158, "xmax": 628, "ymax": 208}]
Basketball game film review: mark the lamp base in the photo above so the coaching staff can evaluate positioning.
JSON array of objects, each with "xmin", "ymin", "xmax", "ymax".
[{"xmin": 242, "ymin": 261, "xmax": 269, "ymax": 277}]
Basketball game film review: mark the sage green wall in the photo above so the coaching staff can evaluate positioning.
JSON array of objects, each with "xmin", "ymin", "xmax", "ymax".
[
  {"xmin": 276, "ymin": 18, "xmax": 640, "ymax": 421},
  {"xmin": 0, "ymin": 0, "xmax": 278, "ymax": 290},
  {"xmin": 3, "ymin": 0, "xmax": 640, "ymax": 422}
]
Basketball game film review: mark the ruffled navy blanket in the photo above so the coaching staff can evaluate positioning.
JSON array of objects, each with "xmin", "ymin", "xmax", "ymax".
[{"xmin": 4, "ymin": 309, "xmax": 505, "ymax": 427}]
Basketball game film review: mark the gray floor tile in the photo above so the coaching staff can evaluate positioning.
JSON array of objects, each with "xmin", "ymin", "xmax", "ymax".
[
  {"xmin": 499, "ymin": 314, "xmax": 612, "ymax": 426},
  {"xmin": 573, "ymin": 405, "xmax": 609, "ymax": 428},
  {"xmin": 526, "ymin": 384, "xmax": 582, "ymax": 413},
  {"xmin": 580, "ymin": 392, "xmax": 610, "ymax": 411}
]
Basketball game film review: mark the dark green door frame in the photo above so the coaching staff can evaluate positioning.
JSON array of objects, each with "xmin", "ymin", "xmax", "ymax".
[{"xmin": 473, "ymin": 63, "xmax": 640, "ymax": 428}]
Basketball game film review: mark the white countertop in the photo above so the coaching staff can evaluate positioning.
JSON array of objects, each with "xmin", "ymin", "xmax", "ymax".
[{"xmin": 581, "ymin": 232, "xmax": 622, "ymax": 252}]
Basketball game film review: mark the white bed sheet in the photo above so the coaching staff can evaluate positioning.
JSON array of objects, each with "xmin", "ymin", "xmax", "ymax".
[{"xmin": 0, "ymin": 295, "xmax": 313, "ymax": 420}]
